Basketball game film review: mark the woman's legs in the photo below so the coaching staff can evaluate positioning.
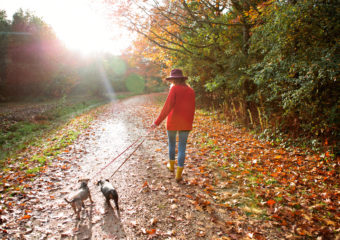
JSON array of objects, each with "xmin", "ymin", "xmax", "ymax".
[
  {"xmin": 167, "ymin": 130, "xmax": 190, "ymax": 181},
  {"xmin": 167, "ymin": 130, "xmax": 177, "ymax": 161},
  {"xmin": 177, "ymin": 131, "xmax": 189, "ymax": 167}
]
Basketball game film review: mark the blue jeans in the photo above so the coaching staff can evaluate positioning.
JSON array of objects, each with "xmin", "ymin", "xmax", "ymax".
[{"xmin": 167, "ymin": 130, "xmax": 190, "ymax": 167}]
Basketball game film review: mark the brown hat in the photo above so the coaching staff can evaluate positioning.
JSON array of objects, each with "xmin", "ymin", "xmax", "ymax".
[{"xmin": 165, "ymin": 69, "xmax": 188, "ymax": 80}]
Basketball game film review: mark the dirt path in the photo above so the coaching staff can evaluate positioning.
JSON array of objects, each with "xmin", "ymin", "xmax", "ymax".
[
  {"xmin": 2, "ymin": 93, "xmax": 338, "ymax": 240},
  {"xmin": 3, "ymin": 94, "xmax": 233, "ymax": 240}
]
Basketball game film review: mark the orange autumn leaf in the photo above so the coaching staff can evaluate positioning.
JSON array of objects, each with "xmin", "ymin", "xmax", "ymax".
[
  {"xmin": 61, "ymin": 165, "xmax": 70, "ymax": 170},
  {"xmin": 189, "ymin": 179, "xmax": 198, "ymax": 185},
  {"xmin": 147, "ymin": 228, "xmax": 156, "ymax": 235},
  {"xmin": 185, "ymin": 194, "xmax": 194, "ymax": 199},
  {"xmin": 142, "ymin": 181, "xmax": 148, "ymax": 188},
  {"xmin": 19, "ymin": 215, "xmax": 31, "ymax": 220},
  {"xmin": 267, "ymin": 199, "xmax": 276, "ymax": 207},
  {"xmin": 195, "ymin": 205, "xmax": 203, "ymax": 211}
]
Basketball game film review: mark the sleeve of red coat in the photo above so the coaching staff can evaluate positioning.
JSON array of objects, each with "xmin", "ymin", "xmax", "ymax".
[{"xmin": 154, "ymin": 88, "xmax": 176, "ymax": 126}]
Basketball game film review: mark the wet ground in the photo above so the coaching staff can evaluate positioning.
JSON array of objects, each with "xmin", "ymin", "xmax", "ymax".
[{"xmin": 4, "ymin": 94, "xmax": 232, "ymax": 239}]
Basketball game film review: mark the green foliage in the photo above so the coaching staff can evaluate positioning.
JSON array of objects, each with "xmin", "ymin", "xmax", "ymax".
[
  {"xmin": 0, "ymin": 96, "xmax": 107, "ymax": 162},
  {"xmin": 135, "ymin": 0, "xmax": 339, "ymax": 147},
  {"xmin": 0, "ymin": 121, "xmax": 45, "ymax": 150},
  {"xmin": 248, "ymin": 1, "xmax": 339, "ymax": 139},
  {"xmin": 106, "ymin": 56, "xmax": 127, "ymax": 76},
  {"xmin": 72, "ymin": 54, "xmax": 133, "ymax": 96},
  {"xmin": 125, "ymin": 73, "xmax": 145, "ymax": 93}
]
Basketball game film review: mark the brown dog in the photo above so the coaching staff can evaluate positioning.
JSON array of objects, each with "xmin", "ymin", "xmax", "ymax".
[{"xmin": 64, "ymin": 181, "xmax": 93, "ymax": 219}]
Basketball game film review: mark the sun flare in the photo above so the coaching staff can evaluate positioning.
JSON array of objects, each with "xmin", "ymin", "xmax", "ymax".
[
  {"xmin": 3, "ymin": 0, "xmax": 132, "ymax": 55},
  {"xmin": 52, "ymin": 1, "xmax": 130, "ymax": 55}
]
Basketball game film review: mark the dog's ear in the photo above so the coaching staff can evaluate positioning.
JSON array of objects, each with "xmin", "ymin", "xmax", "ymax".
[
  {"xmin": 78, "ymin": 178, "xmax": 90, "ymax": 183},
  {"xmin": 80, "ymin": 181, "xmax": 87, "ymax": 188},
  {"xmin": 96, "ymin": 180, "xmax": 101, "ymax": 186},
  {"xmin": 105, "ymin": 179, "xmax": 110, "ymax": 182}
]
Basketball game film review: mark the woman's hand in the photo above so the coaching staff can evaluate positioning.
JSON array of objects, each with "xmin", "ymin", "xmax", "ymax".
[{"xmin": 150, "ymin": 123, "xmax": 157, "ymax": 129}]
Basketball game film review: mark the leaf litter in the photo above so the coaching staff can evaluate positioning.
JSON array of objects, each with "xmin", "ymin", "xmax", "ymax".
[{"xmin": 0, "ymin": 93, "xmax": 338, "ymax": 239}]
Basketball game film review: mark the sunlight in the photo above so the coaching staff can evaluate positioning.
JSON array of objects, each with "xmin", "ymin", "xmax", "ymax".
[
  {"xmin": 3, "ymin": 0, "xmax": 133, "ymax": 55},
  {"xmin": 98, "ymin": 64, "xmax": 116, "ymax": 101}
]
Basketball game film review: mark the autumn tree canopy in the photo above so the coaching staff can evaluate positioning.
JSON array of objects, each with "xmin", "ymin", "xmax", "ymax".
[{"xmin": 107, "ymin": 0, "xmax": 339, "ymax": 143}]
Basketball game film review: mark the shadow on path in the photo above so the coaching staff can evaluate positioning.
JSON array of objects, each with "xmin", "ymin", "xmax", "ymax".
[{"xmin": 101, "ymin": 201, "xmax": 126, "ymax": 239}]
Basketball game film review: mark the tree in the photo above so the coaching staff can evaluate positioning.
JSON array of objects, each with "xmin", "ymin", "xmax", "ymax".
[
  {"xmin": 248, "ymin": 0, "xmax": 339, "ymax": 139},
  {"xmin": 106, "ymin": 0, "xmax": 261, "ymax": 105},
  {"xmin": 4, "ymin": 9, "xmax": 72, "ymax": 99},
  {"xmin": 105, "ymin": 0, "xmax": 339, "ymax": 143},
  {"xmin": 0, "ymin": 10, "xmax": 10, "ymax": 98}
]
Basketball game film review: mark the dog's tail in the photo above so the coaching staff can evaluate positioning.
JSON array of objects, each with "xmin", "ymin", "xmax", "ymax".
[{"xmin": 64, "ymin": 198, "xmax": 72, "ymax": 204}]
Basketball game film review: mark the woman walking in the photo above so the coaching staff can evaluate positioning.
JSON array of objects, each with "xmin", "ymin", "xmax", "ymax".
[{"xmin": 151, "ymin": 69, "xmax": 195, "ymax": 182}]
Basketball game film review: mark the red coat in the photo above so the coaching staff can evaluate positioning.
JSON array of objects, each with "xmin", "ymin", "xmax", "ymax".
[{"xmin": 154, "ymin": 85, "xmax": 195, "ymax": 130}]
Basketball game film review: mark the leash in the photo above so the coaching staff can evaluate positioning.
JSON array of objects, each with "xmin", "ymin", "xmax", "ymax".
[
  {"xmin": 109, "ymin": 137, "xmax": 146, "ymax": 178},
  {"xmin": 92, "ymin": 128, "xmax": 153, "ymax": 178},
  {"xmin": 95, "ymin": 137, "xmax": 141, "ymax": 175}
]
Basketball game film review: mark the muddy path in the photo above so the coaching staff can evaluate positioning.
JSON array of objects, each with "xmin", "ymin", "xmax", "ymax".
[{"xmin": 3, "ymin": 94, "xmax": 235, "ymax": 240}]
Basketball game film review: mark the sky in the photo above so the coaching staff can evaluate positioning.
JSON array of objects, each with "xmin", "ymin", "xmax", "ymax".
[{"xmin": 1, "ymin": 0, "xmax": 133, "ymax": 55}]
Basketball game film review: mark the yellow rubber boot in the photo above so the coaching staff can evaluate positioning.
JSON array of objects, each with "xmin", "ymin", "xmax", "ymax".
[
  {"xmin": 167, "ymin": 160, "xmax": 175, "ymax": 172},
  {"xmin": 175, "ymin": 167, "xmax": 184, "ymax": 182}
]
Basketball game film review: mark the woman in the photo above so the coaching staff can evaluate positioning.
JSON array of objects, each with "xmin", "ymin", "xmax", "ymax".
[{"xmin": 151, "ymin": 69, "xmax": 195, "ymax": 182}]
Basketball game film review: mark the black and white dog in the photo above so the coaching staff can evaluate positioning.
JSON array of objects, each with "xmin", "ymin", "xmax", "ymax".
[{"xmin": 97, "ymin": 180, "xmax": 119, "ymax": 212}]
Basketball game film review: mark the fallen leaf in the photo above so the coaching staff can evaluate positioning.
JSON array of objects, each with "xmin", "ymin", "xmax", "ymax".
[
  {"xmin": 195, "ymin": 205, "xmax": 203, "ymax": 212},
  {"xmin": 130, "ymin": 220, "xmax": 137, "ymax": 227},
  {"xmin": 197, "ymin": 230, "xmax": 206, "ymax": 237},
  {"xmin": 323, "ymin": 218, "xmax": 336, "ymax": 226},
  {"xmin": 170, "ymin": 204, "xmax": 177, "ymax": 209},
  {"xmin": 19, "ymin": 215, "xmax": 31, "ymax": 220},
  {"xmin": 147, "ymin": 228, "xmax": 156, "ymax": 235},
  {"xmin": 142, "ymin": 181, "xmax": 148, "ymax": 188},
  {"xmin": 185, "ymin": 212, "xmax": 192, "ymax": 220},
  {"xmin": 150, "ymin": 218, "xmax": 158, "ymax": 226},
  {"xmin": 267, "ymin": 199, "xmax": 275, "ymax": 207},
  {"xmin": 164, "ymin": 230, "xmax": 175, "ymax": 236}
]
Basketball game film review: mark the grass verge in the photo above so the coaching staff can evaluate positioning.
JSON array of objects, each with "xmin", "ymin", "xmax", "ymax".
[{"xmin": 0, "ymin": 93, "xmax": 136, "ymax": 167}]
